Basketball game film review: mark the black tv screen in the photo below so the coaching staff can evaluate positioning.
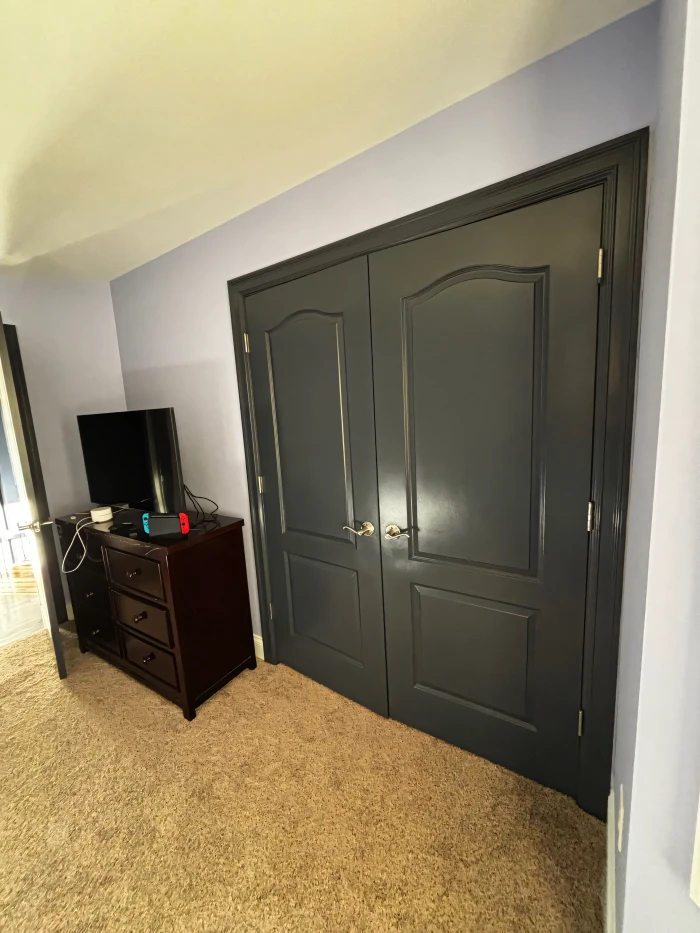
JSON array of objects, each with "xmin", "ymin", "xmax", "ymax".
[{"xmin": 77, "ymin": 408, "xmax": 185, "ymax": 512}]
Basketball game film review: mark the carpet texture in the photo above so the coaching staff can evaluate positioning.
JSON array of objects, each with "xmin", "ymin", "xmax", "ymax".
[{"xmin": 0, "ymin": 632, "xmax": 604, "ymax": 932}]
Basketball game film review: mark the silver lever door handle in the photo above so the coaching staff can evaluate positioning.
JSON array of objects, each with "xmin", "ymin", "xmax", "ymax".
[
  {"xmin": 385, "ymin": 524, "xmax": 410, "ymax": 539},
  {"xmin": 343, "ymin": 521, "xmax": 375, "ymax": 537},
  {"xmin": 18, "ymin": 520, "xmax": 54, "ymax": 533}
]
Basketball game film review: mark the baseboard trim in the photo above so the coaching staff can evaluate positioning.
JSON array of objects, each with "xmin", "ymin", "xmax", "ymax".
[
  {"xmin": 253, "ymin": 633, "xmax": 265, "ymax": 661},
  {"xmin": 607, "ymin": 789, "xmax": 617, "ymax": 933}
]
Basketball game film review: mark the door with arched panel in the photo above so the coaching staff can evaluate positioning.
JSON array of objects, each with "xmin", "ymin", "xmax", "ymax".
[
  {"xmin": 370, "ymin": 188, "xmax": 603, "ymax": 795},
  {"xmin": 245, "ymin": 257, "xmax": 388, "ymax": 715}
]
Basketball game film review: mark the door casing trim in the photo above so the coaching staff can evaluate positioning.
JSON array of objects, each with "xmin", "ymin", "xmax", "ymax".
[{"xmin": 228, "ymin": 129, "xmax": 649, "ymax": 819}]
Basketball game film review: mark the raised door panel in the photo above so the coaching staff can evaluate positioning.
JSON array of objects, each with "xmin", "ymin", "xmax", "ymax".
[
  {"xmin": 267, "ymin": 311, "xmax": 353, "ymax": 544},
  {"xmin": 245, "ymin": 257, "xmax": 388, "ymax": 715},
  {"xmin": 412, "ymin": 585, "xmax": 535, "ymax": 726},
  {"xmin": 286, "ymin": 553, "xmax": 362, "ymax": 663},
  {"xmin": 406, "ymin": 268, "xmax": 545, "ymax": 575}
]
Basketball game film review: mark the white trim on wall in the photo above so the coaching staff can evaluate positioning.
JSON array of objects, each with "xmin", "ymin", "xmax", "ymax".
[
  {"xmin": 608, "ymin": 789, "xmax": 617, "ymax": 933},
  {"xmin": 253, "ymin": 633, "xmax": 265, "ymax": 661}
]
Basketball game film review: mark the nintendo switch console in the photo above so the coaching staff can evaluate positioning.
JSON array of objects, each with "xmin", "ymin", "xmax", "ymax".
[{"xmin": 142, "ymin": 511, "xmax": 190, "ymax": 538}]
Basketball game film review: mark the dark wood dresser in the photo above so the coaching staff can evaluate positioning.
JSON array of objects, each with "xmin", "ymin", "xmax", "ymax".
[{"xmin": 56, "ymin": 510, "xmax": 256, "ymax": 719}]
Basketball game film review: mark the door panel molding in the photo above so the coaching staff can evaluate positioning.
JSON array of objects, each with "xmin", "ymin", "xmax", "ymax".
[
  {"xmin": 410, "ymin": 582, "xmax": 537, "ymax": 728},
  {"xmin": 285, "ymin": 551, "xmax": 364, "ymax": 665},
  {"xmin": 402, "ymin": 265, "xmax": 547, "ymax": 579},
  {"xmin": 229, "ymin": 130, "xmax": 648, "ymax": 819},
  {"xmin": 265, "ymin": 309, "xmax": 355, "ymax": 545}
]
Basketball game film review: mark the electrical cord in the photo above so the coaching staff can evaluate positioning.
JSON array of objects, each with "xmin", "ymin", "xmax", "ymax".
[
  {"xmin": 60, "ymin": 517, "xmax": 96, "ymax": 574},
  {"xmin": 62, "ymin": 489, "xmax": 218, "ymax": 571},
  {"xmin": 61, "ymin": 506, "xmax": 127, "ymax": 574},
  {"xmin": 184, "ymin": 485, "xmax": 202, "ymax": 522},
  {"xmin": 191, "ymin": 493, "xmax": 219, "ymax": 517},
  {"xmin": 183, "ymin": 484, "xmax": 219, "ymax": 528}
]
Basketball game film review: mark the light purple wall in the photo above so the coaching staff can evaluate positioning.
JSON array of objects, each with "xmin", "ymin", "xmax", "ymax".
[
  {"xmin": 0, "ymin": 268, "xmax": 126, "ymax": 515},
  {"xmin": 618, "ymin": 0, "xmax": 700, "ymax": 929},
  {"xmin": 613, "ymin": 0, "xmax": 685, "ymax": 922},
  {"xmin": 111, "ymin": 6, "xmax": 658, "ymax": 640}
]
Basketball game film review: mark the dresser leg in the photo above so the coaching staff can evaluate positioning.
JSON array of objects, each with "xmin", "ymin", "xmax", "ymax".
[
  {"xmin": 247, "ymin": 655, "xmax": 257, "ymax": 670},
  {"xmin": 183, "ymin": 704, "xmax": 196, "ymax": 721}
]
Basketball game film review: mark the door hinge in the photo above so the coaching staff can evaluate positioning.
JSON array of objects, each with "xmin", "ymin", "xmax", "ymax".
[
  {"xmin": 587, "ymin": 501, "xmax": 595, "ymax": 532},
  {"xmin": 578, "ymin": 709, "xmax": 584, "ymax": 738},
  {"xmin": 257, "ymin": 475, "xmax": 264, "ymax": 494},
  {"xmin": 269, "ymin": 602, "xmax": 274, "ymax": 620},
  {"xmin": 597, "ymin": 248, "xmax": 604, "ymax": 283},
  {"xmin": 243, "ymin": 333, "xmax": 250, "ymax": 353}
]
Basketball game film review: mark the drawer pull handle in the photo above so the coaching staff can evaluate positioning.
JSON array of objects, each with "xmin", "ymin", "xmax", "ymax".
[
  {"xmin": 126, "ymin": 569, "xmax": 142, "ymax": 580},
  {"xmin": 92, "ymin": 628, "xmax": 100, "ymax": 636},
  {"xmin": 133, "ymin": 612, "xmax": 148, "ymax": 624},
  {"xmin": 142, "ymin": 652, "xmax": 156, "ymax": 664},
  {"xmin": 85, "ymin": 591, "xmax": 94, "ymax": 599}
]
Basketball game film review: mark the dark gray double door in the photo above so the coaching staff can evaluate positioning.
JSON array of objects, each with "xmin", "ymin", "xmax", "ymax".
[{"xmin": 247, "ymin": 187, "xmax": 603, "ymax": 796}]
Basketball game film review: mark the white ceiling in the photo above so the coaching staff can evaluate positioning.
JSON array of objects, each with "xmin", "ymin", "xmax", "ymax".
[{"xmin": 2, "ymin": 0, "xmax": 651, "ymax": 280}]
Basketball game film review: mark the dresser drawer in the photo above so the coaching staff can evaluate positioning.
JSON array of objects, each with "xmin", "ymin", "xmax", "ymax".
[
  {"xmin": 82, "ymin": 613, "xmax": 121, "ymax": 657},
  {"xmin": 112, "ymin": 590, "xmax": 172, "ymax": 647},
  {"xmin": 122, "ymin": 631, "xmax": 178, "ymax": 689},
  {"xmin": 70, "ymin": 571, "xmax": 111, "ymax": 616},
  {"xmin": 105, "ymin": 548, "xmax": 164, "ymax": 601}
]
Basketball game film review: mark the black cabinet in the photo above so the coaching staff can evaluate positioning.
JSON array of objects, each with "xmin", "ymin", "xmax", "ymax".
[{"xmin": 56, "ymin": 510, "xmax": 256, "ymax": 719}]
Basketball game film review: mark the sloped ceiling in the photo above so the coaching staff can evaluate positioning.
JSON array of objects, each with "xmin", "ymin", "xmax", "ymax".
[{"xmin": 2, "ymin": 0, "xmax": 651, "ymax": 279}]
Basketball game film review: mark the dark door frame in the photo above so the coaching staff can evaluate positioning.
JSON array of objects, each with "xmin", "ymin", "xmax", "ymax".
[
  {"xmin": 0, "ymin": 320, "xmax": 68, "ymax": 677},
  {"xmin": 228, "ymin": 130, "xmax": 648, "ymax": 819},
  {"xmin": 4, "ymin": 325, "xmax": 68, "ymax": 637}
]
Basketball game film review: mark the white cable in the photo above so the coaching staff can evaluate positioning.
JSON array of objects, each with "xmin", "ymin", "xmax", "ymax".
[
  {"xmin": 60, "ymin": 506, "xmax": 127, "ymax": 575},
  {"xmin": 61, "ymin": 517, "xmax": 95, "ymax": 574}
]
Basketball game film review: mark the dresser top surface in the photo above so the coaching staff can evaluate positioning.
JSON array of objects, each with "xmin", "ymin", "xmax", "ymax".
[{"xmin": 55, "ymin": 508, "xmax": 244, "ymax": 555}]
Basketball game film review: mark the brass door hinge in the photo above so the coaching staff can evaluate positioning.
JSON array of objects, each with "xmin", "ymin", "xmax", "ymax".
[
  {"xmin": 269, "ymin": 602, "xmax": 274, "ymax": 620},
  {"xmin": 244, "ymin": 333, "xmax": 250, "ymax": 353},
  {"xmin": 587, "ymin": 501, "xmax": 595, "ymax": 532},
  {"xmin": 597, "ymin": 248, "xmax": 604, "ymax": 283},
  {"xmin": 578, "ymin": 709, "xmax": 584, "ymax": 738},
  {"xmin": 257, "ymin": 475, "xmax": 264, "ymax": 494}
]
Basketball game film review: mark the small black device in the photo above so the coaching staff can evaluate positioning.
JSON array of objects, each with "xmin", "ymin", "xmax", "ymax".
[
  {"xmin": 110, "ymin": 521, "xmax": 137, "ymax": 536},
  {"xmin": 142, "ymin": 511, "xmax": 190, "ymax": 538},
  {"xmin": 77, "ymin": 408, "xmax": 185, "ymax": 512}
]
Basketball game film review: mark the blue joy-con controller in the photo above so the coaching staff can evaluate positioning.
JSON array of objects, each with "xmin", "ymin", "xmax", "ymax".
[{"xmin": 142, "ymin": 512, "xmax": 150, "ymax": 533}]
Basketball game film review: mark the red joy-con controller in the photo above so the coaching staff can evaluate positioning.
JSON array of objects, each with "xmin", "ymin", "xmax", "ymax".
[{"xmin": 179, "ymin": 512, "xmax": 190, "ymax": 534}]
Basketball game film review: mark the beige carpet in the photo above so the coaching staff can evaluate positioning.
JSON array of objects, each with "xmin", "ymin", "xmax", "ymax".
[{"xmin": 0, "ymin": 632, "xmax": 604, "ymax": 933}]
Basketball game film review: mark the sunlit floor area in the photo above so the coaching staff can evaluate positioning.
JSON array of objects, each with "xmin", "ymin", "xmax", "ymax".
[
  {"xmin": 0, "ymin": 591, "xmax": 43, "ymax": 648},
  {"xmin": 0, "ymin": 524, "xmax": 43, "ymax": 647},
  {"xmin": 0, "ymin": 633, "xmax": 605, "ymax": 932}
]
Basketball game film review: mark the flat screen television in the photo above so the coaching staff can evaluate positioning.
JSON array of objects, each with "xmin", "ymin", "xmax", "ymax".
[{"xmin": 77, "ymin": 408, "xmax": 185, "ymax": 513}]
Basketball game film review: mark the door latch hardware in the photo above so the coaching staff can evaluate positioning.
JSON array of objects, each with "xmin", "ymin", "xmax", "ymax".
[
  {"xmin": 597, "ymin": 248, "xmax": 604, "ymax": 283},
  {"xmin": 244, "ymin": 333, "xmax": 250, "ymax": 353},
  {"xmin": 17, "ymin": 519, "xmax": 54, "ymax": 534},
  {"xmin": 385, "ymin": 524, "xmax": 410, "ymax": 540},
  {"xmin": 257, "ymin": 475, "xmax": 264, "ymax": 494},
  {"xmin": 343, "ymin": 521, "xmax": 375, "ymax": 537}
]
